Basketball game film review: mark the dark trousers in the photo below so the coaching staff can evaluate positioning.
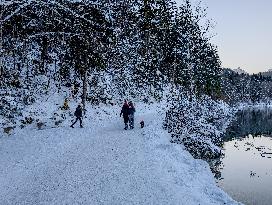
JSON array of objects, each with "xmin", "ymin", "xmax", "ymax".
[
  {"xmin": 123, "ymin": 115, "xmax": 129, "ymax": 129},
  {"xmin": 128, "ymin": 114, "xmax": 134, "ymax": 128},
  {"xmin": 71, "ymin": 117, "xmax": 83, "ymax": 127}
]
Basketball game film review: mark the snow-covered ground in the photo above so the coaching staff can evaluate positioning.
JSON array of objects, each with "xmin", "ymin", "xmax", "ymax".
[{"xmin": 0, "ymin": 102, "xmax": 241, "ymax": 205}]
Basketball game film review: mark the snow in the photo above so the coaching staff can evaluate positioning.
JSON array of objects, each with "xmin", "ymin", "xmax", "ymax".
[
  {"xmin": 236, "ymin": 101, "xmax": 272, "ymax": 111},
  {"xmin": 0, "ymin": 102, "xmax": 240, "ymax": 204}
]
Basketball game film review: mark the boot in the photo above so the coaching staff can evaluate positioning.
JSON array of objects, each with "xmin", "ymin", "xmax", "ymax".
[{"xmin": 124, "ymin": 123, "xmax": 128, "ymax": 130}]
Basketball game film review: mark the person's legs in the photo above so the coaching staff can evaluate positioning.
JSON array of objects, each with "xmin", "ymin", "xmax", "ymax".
[
  {"xmin": 130, "ymin": 116, "xmax": 134, "ymax": 129},
  {"xmin": 78, "ymin": 117, "xmax": 83, "ymax": 128},
  {"xmin": 79, "ymin": 117, "xmax": 83, "ymax": 128},
  {"xmin": 70, "ymin": 118, "xmax": 78, "ymax": 128},
  {"xmin": 124, "ymin": 115, "xmax": 129, "ymax": 130},
  {"xmin": 128, "ymin": 114, "xmax": 133, "ymax": 129},
  {"xmin": 128, "ymin": 114, "xmax": 131, "ymax": 128}
]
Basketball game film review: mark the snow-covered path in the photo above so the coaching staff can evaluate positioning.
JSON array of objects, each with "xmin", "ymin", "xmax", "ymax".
[{"xmin": 0, "ymin": 104, "xmax": 240, "ymax": 205}]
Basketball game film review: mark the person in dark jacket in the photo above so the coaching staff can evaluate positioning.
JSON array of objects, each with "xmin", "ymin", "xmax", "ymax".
[
  {"xmin": 128, "ymin": 101, "xmax": 136, "ymax": 129},
  {"xmin": 120, "ymin": 100, "xmax": 129, "ymax": 130},
  {"xmin": 70, "ymin": 104, "xmax": 83, "ymax": 128}
]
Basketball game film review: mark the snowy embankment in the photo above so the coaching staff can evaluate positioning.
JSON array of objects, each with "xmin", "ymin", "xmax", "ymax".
[{"xmin": 0, "ymin": 102, "xmax": 240, "ymax": 204}]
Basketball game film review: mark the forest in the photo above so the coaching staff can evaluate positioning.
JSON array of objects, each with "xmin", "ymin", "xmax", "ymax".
[
  {"xmin": 1, "ymin": 0, "xmax": 272, "ymax": 158},
  {"xmin": 0, "ymin": 0, "xmax": 221, "ymax": 109}
]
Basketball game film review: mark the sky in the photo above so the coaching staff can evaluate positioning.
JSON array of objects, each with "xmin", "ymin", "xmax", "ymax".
[{"xmin": 175, "ymin": 0, "xmax": 272, "ymax": 74}]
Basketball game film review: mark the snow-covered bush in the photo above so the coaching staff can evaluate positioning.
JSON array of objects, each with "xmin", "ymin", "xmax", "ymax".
[{"xmin": 164, "ymin": 93, "xmax": 234, "ymax": 159}]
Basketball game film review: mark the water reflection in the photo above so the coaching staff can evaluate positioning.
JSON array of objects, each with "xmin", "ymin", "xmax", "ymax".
[
  {"xmin": 214, "ymin": 108, "xmax": 272, "ymax": 205},
  {"xmin": 225, "ymin": 108, "xmax": 272, "ymax": 140}
]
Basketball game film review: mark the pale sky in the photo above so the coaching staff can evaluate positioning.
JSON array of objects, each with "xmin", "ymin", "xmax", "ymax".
[{"xmin": 175, "ymin": 0, "xmax": 272, "ymax": 74}]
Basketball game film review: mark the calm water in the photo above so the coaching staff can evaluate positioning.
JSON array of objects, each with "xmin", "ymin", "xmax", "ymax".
[{"xmin": 216, "ymin": 108, "xmax": 272, "ymax": 205}]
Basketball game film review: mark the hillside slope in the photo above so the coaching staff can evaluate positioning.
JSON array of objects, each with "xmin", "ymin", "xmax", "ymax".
[{"xmin": 0, "ymin": 103, "xmax": 240, "ymax": 205}]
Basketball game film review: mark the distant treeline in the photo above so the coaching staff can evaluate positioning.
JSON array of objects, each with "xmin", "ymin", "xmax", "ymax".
[{"xmin": 221, "ymin": 69, "xmax": 272, "ymax": 104}]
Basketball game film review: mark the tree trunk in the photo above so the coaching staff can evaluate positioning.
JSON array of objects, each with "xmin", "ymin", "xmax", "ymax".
[{"xmin": 82, "ymin": 69, "xmax": 88, "ymax": 114}]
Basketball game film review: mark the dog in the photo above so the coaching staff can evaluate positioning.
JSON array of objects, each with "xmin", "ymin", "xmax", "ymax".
[{"xmin": 140, "ymin": 120, "xmax": 145, "ymax": 128}]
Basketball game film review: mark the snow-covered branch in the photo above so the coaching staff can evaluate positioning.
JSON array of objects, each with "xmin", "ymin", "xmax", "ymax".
[
  {"xmin": 2, "ymin": 0, "xmax": 34, "ymax": 23},
  {"xmin": 27, "ymin": 32, "xmax": 85, "ymax": 39}
]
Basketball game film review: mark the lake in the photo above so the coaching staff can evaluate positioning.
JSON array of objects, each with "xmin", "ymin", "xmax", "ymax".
[{"xmin": 215, "ymin": 108, "xmax": 272, "ymax": 205}]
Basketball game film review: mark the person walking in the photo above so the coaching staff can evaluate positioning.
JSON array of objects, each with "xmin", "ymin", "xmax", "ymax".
[
  {"xmin": 128, "ymin": 101, "xmax": 135, "ymax": 129},
  {"xmin": 120, "ymin": 100, "xmax": 129, "ymax": 130},
  {"xmin": 70, "ymin": 104, "xmax": 83, "ymax": 128}
]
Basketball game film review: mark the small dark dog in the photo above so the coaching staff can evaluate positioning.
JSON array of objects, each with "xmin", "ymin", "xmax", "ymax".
[{"xmin": 140, "ymin": 120, "xmax": 145, "ymax": 128}]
